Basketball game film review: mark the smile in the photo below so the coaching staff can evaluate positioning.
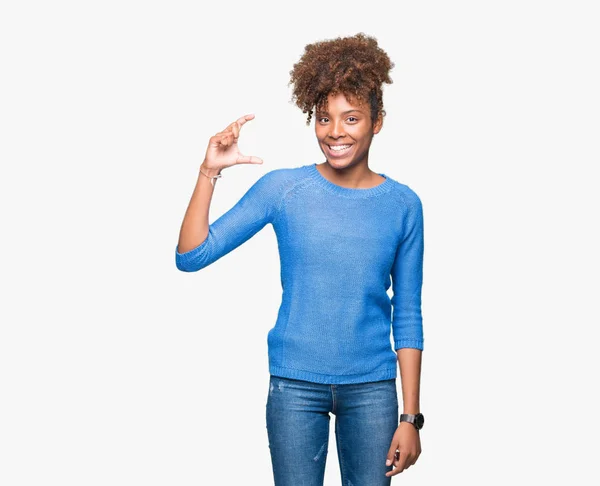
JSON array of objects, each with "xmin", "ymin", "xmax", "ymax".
[{"xmin": 326, "ymin": 144, "xmax": 353, "ymax": 157}]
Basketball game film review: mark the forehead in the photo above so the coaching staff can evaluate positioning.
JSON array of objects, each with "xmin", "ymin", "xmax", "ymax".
[{"xmin": 317, "ymin": 92, "xmax": 368, "ymax": 113}]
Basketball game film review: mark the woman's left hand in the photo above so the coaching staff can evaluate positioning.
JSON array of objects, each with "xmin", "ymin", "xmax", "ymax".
[{"xmin": 385, "ymin": 421, "xmax": 422, "ymax": 477}]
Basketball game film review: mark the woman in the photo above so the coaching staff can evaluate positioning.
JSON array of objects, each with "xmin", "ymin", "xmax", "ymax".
[{"xmin": 176, "ymin": 32, "xmax": 425, "ymax": 485}]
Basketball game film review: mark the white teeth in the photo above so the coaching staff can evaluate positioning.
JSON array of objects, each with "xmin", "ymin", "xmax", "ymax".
[{"xmin": 330, "ymin": 145, "xmax": 351, "ymax": 151}]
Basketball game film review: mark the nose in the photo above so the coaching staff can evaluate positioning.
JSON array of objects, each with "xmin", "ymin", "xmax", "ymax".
[{"xmin": 328, "ymin": 119, "xmax": 345, "ymax": 138}]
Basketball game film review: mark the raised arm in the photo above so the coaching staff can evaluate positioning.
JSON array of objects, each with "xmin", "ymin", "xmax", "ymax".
[
  {"xmin": 175, "ymin": 169, "xmax": 280, "ymax": 272},
  {"xmin": 175, "ymin": 113, "xmax": 276, "ymax": 272}
]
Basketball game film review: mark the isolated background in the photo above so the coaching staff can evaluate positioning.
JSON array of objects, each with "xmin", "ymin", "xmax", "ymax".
[{"xmin": 1, "ymin": 1, "xmax": 599, "ymax": 484}]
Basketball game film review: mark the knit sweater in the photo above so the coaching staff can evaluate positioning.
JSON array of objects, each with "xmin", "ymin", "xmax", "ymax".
[{"xmin": 175, "ymin": 162, "xmax": 424, "ymax": 384}]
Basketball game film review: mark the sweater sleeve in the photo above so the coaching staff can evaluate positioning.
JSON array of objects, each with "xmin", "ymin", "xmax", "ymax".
[
  {"xmin": 391, "ymin": 190, "xmax": 425, "ymax": 351},
  {"xmin": 175, "ymin": 170, "xmax": 281, "ymax": 272}
]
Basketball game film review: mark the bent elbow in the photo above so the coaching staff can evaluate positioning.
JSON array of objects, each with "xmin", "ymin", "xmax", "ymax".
[
  {"xmin": 175, "ymin": 252, "xmax": 213, "ymax": 272},
  {"xmin": 175, "ymin": 260, "xmax": 202, "ymax": 272},
  {"xmin": 175, "ymin": 240, "xmax": 211, "ymax": 272}
]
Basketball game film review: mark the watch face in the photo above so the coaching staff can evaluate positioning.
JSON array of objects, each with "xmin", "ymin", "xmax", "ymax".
[{"xmin": 415, "ymin": 413, "xmax": 425, "ymax": 429}]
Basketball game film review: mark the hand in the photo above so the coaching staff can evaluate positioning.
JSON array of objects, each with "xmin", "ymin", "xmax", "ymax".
[
  {"xmin": 385, "ymin": 421, "xmax": 422, "ymax": 477},
  {"xmin": 202, "ymin": 113, "xmax": 263, "ymax": 173}
]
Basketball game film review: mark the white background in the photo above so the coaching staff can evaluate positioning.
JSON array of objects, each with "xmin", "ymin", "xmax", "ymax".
[{"xmin": 1, "ymin": 1, "xmax": 599, "ymax": 484}]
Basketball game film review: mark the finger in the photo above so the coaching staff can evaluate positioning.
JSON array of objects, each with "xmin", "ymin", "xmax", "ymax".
[
  {"xmin": 217, "ymin": 134, "xmax": 232, "ymax": 147},
  {"xmin": 228, "ymin": 113, "xmax": 255, "ymax": 135},
  {"xmin": 210, "ymin": 133, "xmax": 232, "ymax": 147},
  {"xmin": 223, "ymin": 132, "xmax": 237, "ymax": 145},
  {"xmin": 385, "ymin": 464, "xmax": 402, "ymax": 478},
  {"xmin": 231, "ymin": 122, "xmax": 240, "ymax": 139},
  {"xmin": 219, "ymin": 123, "xmax": 238, "ymax": 138},
  {"xmin": 385, "ymin": 445, "xmax": 398, "ymax": 467},
  {"xmin": 385, "ymin": 450, "xmax": 405, "ymax": 477},
  {"xmin": 395, "ymin": 453, "xmax": 409, "ymax": 473},
  {"xmin": 399, "ymin": 451, "xmax": 409, "ymax": 468},
  {"xmin": 235, "ymin": 153, "xmax": 263, "ymax": 164},
  {"xmin": 234, "ymin": 113, "xmax": 255, "ymax": 128}
]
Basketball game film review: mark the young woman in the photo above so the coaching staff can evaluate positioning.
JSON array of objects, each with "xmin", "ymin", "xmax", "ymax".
[{"xmin": 176, "ymin": 32, "xmax": 425, "ymax": 485}]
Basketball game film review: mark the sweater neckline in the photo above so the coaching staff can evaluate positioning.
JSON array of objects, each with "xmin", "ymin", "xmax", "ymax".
[{"xmin": 306, "ymin": 163, "xmax": 393, "ymax": 198}]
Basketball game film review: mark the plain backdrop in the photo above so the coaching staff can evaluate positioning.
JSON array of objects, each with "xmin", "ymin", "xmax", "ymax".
[{"xmin": 1, "ymin": 1, "xmax": 599, "ymax": 485}]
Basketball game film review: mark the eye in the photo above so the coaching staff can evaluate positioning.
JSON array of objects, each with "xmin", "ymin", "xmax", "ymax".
[
  {"xmin": 347, "ymin": 116, "xmax": 358, "ymax": 122},
  {"xmin": 318, "ymin": 117, "xmax": 329, "ymax": 123}
]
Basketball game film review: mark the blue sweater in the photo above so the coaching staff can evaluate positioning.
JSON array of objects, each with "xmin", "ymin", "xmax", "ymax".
[{"xmin": 176, "ymin": 163, "xmax": 424, "ymax": 384}]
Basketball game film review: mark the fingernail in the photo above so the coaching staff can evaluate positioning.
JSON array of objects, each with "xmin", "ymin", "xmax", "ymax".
[{"xmin": 386, "ymin": 459, "xmax": 392, "ymax": 466}]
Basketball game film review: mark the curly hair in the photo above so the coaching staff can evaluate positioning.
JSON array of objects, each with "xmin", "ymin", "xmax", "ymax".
[{"xmin": 288, "ymin": 32, "xmax": 395, "ymax": 126}]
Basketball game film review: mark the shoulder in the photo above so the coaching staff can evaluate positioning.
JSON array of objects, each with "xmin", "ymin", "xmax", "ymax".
[
  {"xmin": 253, "ymin": 164, "xmax": 313, "ymax": 196},
  {"xmin": 260, "ymin": 164, "xmax": 311, "ymax": 182},
  {"xmin": 244, "ymin": 165, "xmax": 297, "ymax": 192},
  {"xmin": 386, "ymin": 177, "xmax": 423, "ymax": 212},
  {"xmin": 257, "ymin": 165, "xmax": 303, "ymax": 183}
]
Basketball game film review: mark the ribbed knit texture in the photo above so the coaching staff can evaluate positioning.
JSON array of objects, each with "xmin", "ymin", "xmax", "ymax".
[{"xmin": 176, "ymin": 163, "xmax": 424, "ymax": 384}]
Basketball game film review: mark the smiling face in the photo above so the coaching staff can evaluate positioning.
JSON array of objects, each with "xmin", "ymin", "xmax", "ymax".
[{"xmin": 315, "ymin": 91, "xmax": 383, "ymax": 170}]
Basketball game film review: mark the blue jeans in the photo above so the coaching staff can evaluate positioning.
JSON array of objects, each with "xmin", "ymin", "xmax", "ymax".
[{"xmin": 266, "ymin": 375, "xmax": 399, "ymax": 485}]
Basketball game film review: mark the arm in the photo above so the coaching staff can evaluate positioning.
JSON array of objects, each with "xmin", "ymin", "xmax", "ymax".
[
  {"xmin": 385, "ymin": 190, "xmax": 424, "ymax": 476},
  {"xmin": 397, "ymin": 348, "xmax": 421, "ymax": 414},
  {"xmin": 385, "ymin": 347, "xmax": 422, "ymax": 476},
  {"xmin": 391, "ymin": 191, "xmax": 424, "ymax": 352},
  {"xmin": 175, "ymin": 168, "xmax": 280, "ymax": 272},
  {"xmin": 177, "ymin": 163, "xmax": 222, "ymax": 255}
]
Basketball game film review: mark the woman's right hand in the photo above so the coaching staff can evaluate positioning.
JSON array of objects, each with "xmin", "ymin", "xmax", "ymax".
[{"xmin": 201, "ymin": 113, "xmax": 263, "ymax": 174}]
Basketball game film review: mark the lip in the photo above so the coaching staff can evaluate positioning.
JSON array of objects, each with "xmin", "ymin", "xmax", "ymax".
[{"xmin": 325, "ymin": 143, "xmax": 354, "ymax": 158}]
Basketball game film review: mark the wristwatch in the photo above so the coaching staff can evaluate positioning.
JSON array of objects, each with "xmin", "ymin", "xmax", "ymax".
[{"xmin": 399, "ymin": 413, "xmax": 425, "ymax": 430}]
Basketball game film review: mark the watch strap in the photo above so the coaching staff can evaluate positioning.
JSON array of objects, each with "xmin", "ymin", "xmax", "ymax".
[{"xmin": 399, "ymin": 413, "xmax": 424, "ymax": 430}]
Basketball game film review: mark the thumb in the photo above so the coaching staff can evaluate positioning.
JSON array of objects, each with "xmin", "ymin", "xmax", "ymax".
[
  {"xmin": 386, "ymin": 443, "xmax": 398, "ymax": 466},
  {"xmin": 236, "ymin": 153, "xmax": 264, "ymax": 164}
]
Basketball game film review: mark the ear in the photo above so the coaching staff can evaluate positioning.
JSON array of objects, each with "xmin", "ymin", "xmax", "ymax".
[{"xmin": 372, "ymin": 113, "xmax": 383, "ymax": 134}]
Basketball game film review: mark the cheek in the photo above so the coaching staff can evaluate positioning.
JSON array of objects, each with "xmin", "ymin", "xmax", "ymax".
[
  {"xmin": 346, "ymin": 125, "xmax": 364, "ymax": 136},
  {"xmin": 354, "ymin": 128, "xmax": 372, "ymax": 141}
]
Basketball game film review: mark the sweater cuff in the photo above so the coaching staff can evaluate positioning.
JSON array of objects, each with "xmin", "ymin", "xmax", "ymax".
[
  {"xmin": 175, "ymin": 239, "xmax": 209, "ymax": 272},
  {"xmin": 394, "ymin": 339, "xmax": 424, "ymax": 351}
]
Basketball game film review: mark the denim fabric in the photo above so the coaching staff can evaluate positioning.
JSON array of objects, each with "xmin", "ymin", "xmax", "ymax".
[{"xmin": 266, "ymin": 374, "xmax": 399, "ymax": 485}]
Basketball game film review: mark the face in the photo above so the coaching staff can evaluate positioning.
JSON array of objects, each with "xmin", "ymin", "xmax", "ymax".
[{"xmin": 315, "ymin": 91, "xmax": 382, "ymax": 170}]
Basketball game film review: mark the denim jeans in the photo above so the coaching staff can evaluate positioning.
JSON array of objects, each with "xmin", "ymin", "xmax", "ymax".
[{"xmin": 266, "ymin": 374, "xmax": 399, "ymax": 486}]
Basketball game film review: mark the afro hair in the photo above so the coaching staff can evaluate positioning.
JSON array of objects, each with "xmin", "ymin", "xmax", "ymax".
[{"xmin": 288, "ymin": 32, "xmax": 395, "ymax": 126}]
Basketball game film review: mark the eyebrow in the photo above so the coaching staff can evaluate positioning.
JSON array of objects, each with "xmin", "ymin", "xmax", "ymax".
[{"xmin": 316, "ymin": 109, "xmax": 364, "ymax": 115}]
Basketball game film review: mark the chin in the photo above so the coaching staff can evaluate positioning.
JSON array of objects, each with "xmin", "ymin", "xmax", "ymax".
[{"xmin": 326, "ymin": 159, "xmax": 353, "ymax": 170}]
